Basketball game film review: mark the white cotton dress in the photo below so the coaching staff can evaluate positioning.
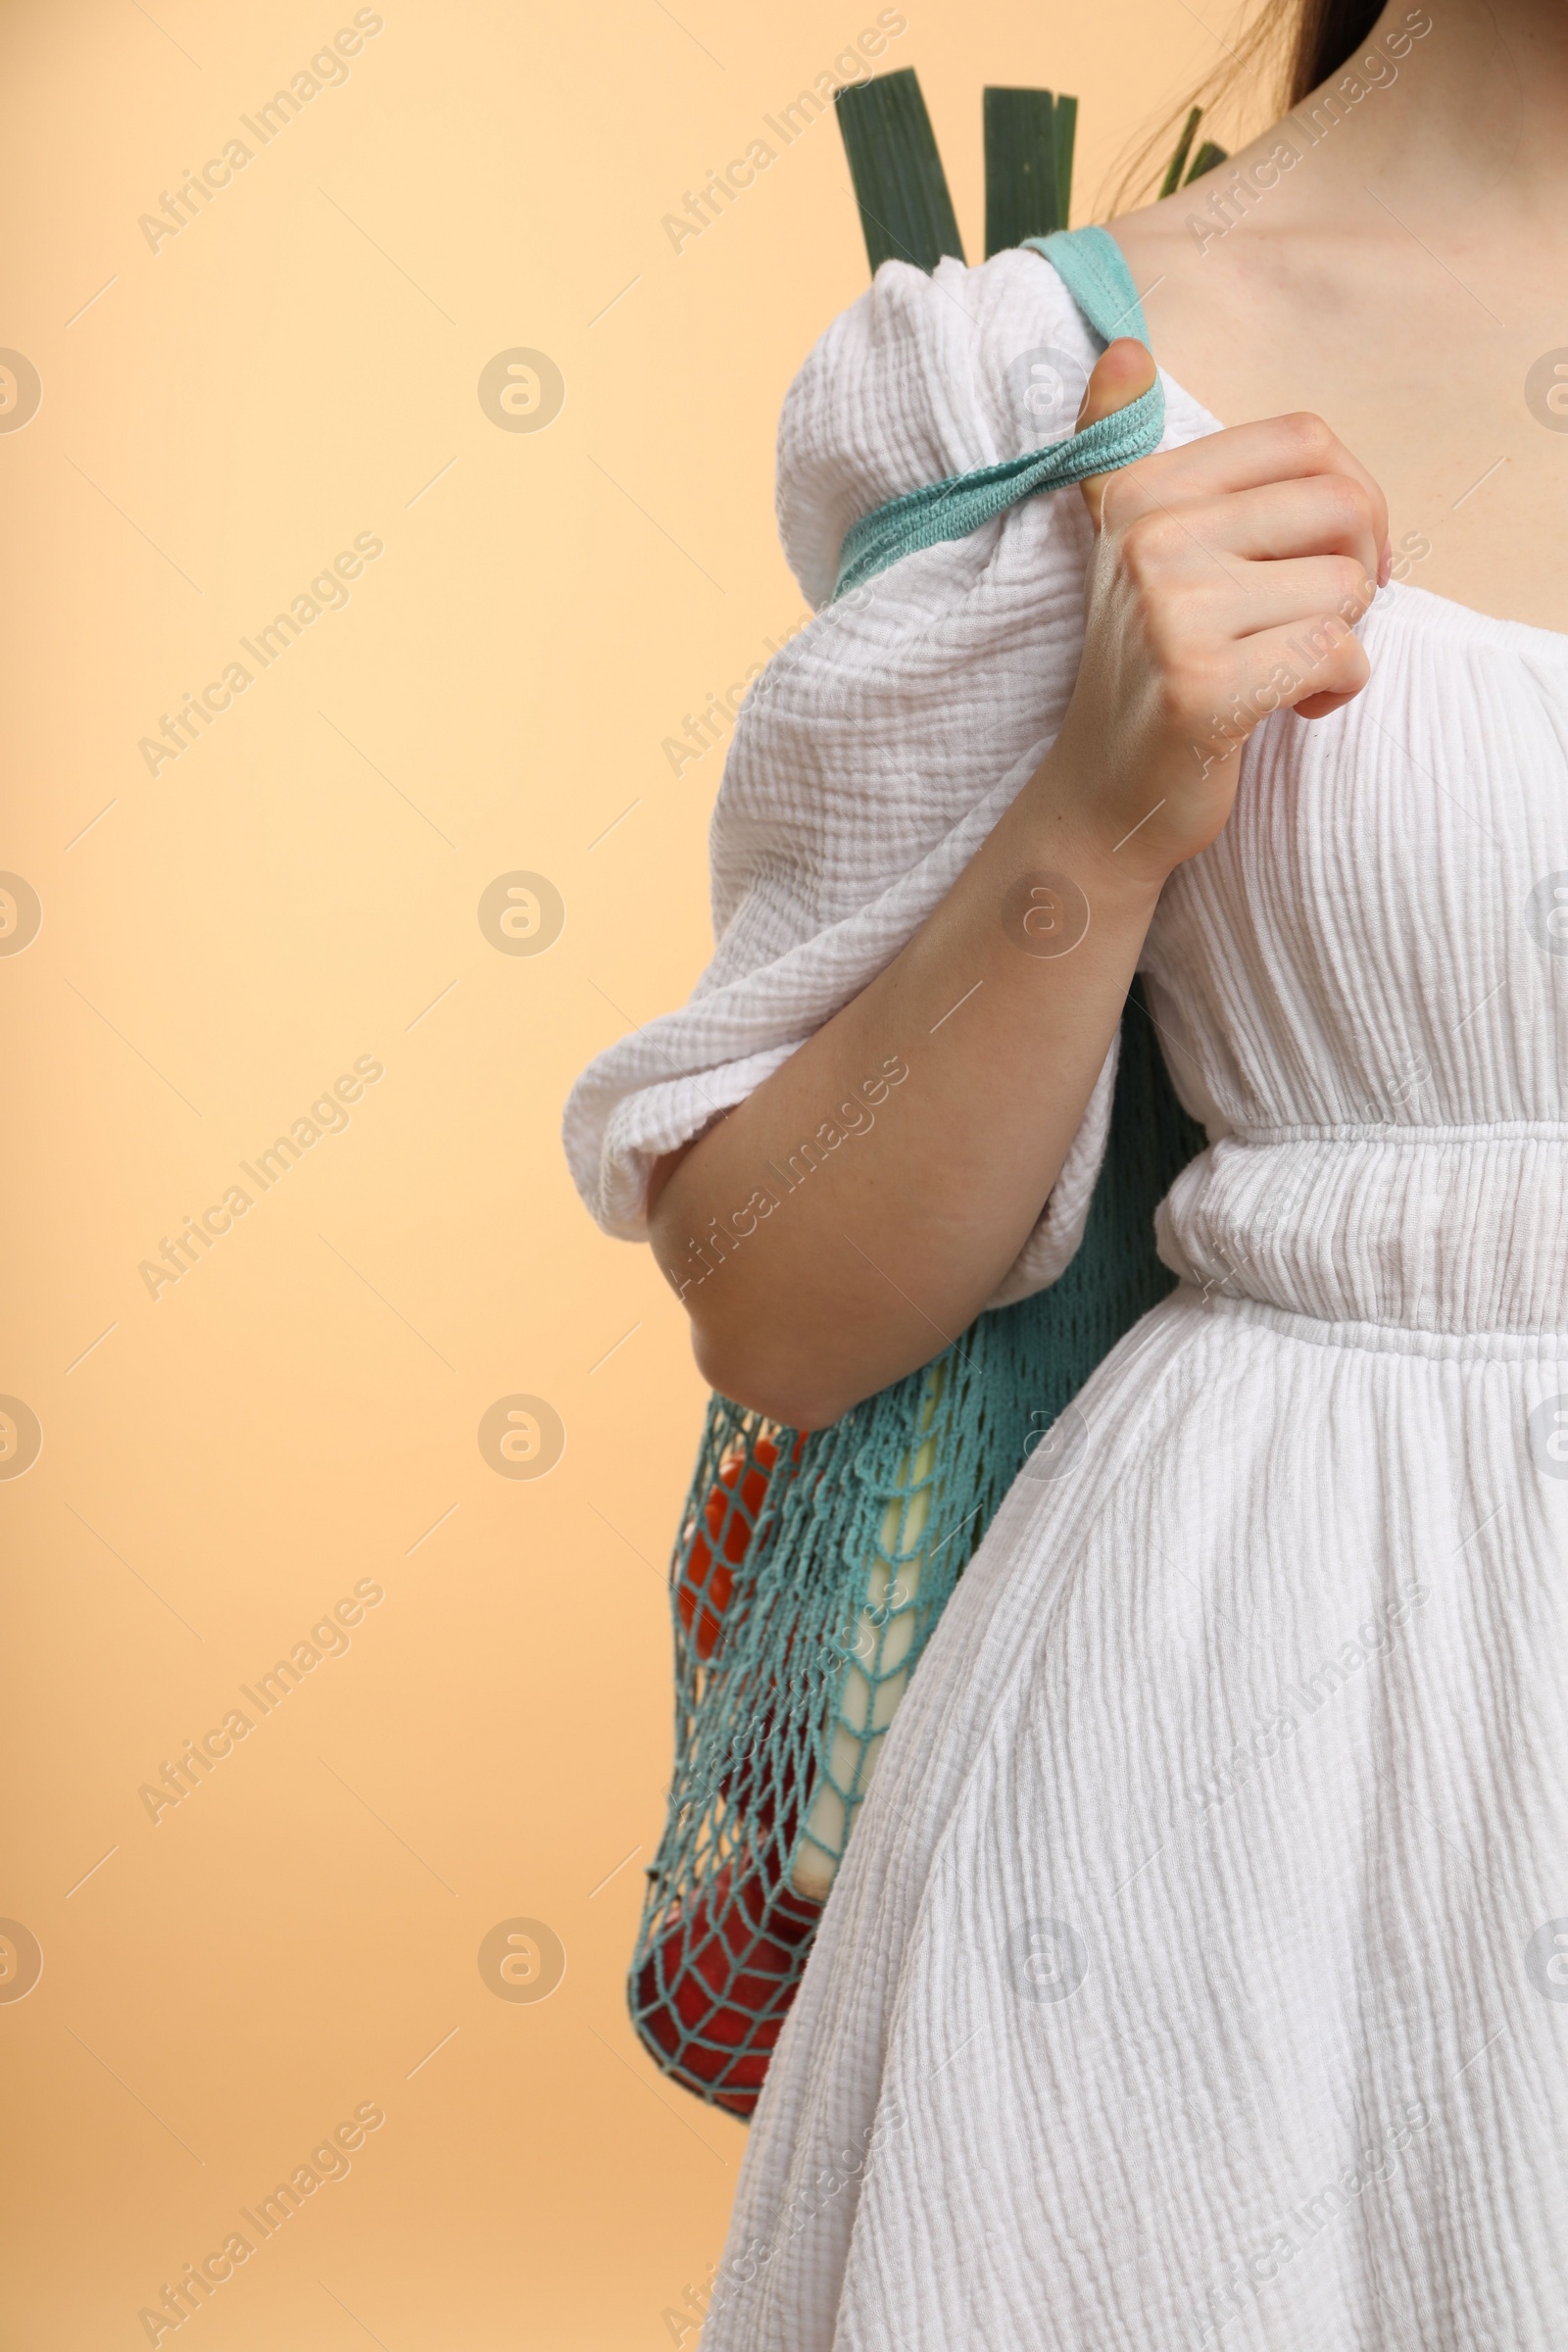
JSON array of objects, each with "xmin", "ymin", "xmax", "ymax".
[{"xmin": 563, "ymin": 246, "xmax": 1568, "ymax": 2350}]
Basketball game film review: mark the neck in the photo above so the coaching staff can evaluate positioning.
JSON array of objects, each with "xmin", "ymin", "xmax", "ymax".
[{"xmin": 1298, "ymin": 0, "xmax": 1568, "ymax": 225}]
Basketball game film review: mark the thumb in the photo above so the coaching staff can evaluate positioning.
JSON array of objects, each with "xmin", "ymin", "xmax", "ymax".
[{"xmin": 1076, "ymin": 338, "xmax": 1158, "ymax": 530}]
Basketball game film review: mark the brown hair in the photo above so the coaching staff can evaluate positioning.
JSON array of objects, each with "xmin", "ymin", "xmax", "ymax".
[
  {"xmin": 1107, "ymin": 0, "xmax": 1389, "ymax": 212},
  {"xmin": 1286, "ymin": 0, "xmax": 1390, "ymax": 99}
]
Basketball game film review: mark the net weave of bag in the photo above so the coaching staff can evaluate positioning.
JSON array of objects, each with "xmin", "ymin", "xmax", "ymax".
[{"xmin": 630, "ymin": 986, "xmax": 1203, "ymax": 2114}]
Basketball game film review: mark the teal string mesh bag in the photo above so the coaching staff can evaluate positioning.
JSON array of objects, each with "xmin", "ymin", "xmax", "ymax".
[
  {"xmin": 628, "ymin": 87, "xmax": 1206, "ymax": 2118},
  {"xmin": 631, "ymin": 986, "xmax": 1202, "ymax": 2114}
]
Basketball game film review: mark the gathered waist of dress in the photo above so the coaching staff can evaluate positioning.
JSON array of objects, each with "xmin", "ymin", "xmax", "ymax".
[{"xmin": 1154, "ymin": 1124, "xmax": 1568, "ymax": 1339}]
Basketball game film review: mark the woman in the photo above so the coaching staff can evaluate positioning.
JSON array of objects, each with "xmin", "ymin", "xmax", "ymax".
[{"xmin": 564, "ymin": 0, "xmax": 1568, "ymax": 2340}]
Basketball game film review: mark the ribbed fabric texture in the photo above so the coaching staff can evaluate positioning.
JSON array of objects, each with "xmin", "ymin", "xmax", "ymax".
[{"xmin": 668, "ymin": 254, "xmax": 1568, "ymax": 2349}]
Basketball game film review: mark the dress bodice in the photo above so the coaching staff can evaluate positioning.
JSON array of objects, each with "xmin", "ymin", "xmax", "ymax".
[{"xmin": 1145, "ymin": 582, "xmax": 1568, "ymax": 1335}]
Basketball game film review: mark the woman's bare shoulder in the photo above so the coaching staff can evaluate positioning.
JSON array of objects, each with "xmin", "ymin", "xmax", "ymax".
[
  {"xmin": 1106, "ymin": 107, "xmax": 1332, "ymax": 301},
  {"xmin": 1100, "ymin": 114, "xmax": 1357, "ymax": 428}
]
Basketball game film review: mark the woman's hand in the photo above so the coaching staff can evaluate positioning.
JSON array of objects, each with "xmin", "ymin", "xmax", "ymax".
[{"xmin": 1047, "ymin": 339, "xmax": 1390, "ymax": 886}]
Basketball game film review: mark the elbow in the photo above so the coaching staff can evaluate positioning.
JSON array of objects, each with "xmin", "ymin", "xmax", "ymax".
[
  {"xmin": 689, "ymin": 1322, "xmax": 858, "ymax": 1436},
  {"xmin": 651, "ymin": 1191, "xmax": 876, "ymax": 1431}
]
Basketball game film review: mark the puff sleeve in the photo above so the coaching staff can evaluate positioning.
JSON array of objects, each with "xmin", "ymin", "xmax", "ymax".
[{"xmin": 561, "ymin": 244, "xmax": 1214, "ymax": 1306}]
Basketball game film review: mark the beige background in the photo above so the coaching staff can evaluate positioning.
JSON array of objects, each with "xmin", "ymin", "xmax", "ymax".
[{"xmin": 1, "ymin": 0, "xmax": 1250, "ymax": 2341}]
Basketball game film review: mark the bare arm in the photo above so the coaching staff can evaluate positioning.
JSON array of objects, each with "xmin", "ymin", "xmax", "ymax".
[{"xmin": 650, "ymin": 350, "xmax": 1388, "ymax": 1430}]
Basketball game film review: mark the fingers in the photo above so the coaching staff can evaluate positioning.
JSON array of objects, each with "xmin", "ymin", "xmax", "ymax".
[
  {"xmin": 1076, "ymin": 339, "xmax": 1158, "ymax": 531},
  {"xmin": 1227, "ymin": 554, "xmax": 1378, "ymax": 644},
  {"xmin": 1073, "ymin": 386, "xmax": 1388, "ymax": 767},
  {"xmin": 1102, "ymin": 410, "xmax": 1390, "ymax": 565},
  {"xmin": 1143, "ymin": 547, "xmax": 1378, "ymax": 648},
  {"xmin": 1211, "ymin": 612, "xmax": 1372, "ymax": 735},
  {"xmin": 1102, "ymin": 467, "xmax": 1382, "ymax": 669},
  {"xmin": 1160, "ymin": 476, "xmax": 1383, "ymax": 586}
]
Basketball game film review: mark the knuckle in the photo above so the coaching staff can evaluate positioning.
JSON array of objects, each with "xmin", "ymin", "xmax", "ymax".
[
  {"xmin": 1312, "ymin": 617, "xmax": 1366, "ymax": 683},
  {"xmin": 1158, "ymin": 652, "xmax": 1222, "ymax": 731},
  {"xmin": 1333, "ymin": 554, "xmax": 1372, "ymax": 604},
  {"xmin": 1145, "ymin": 604, "xmax": 1198, "ymax": 676},
  {"xmin": 1302, "ymin": 609, "xmax": 1348, "ymax": 656},
  {"xmin": 1281, "ymin": 410, "xmax": 1336, "ymax": 465},
  {"xmin": 1119, "ymin": 511, "xmax": 1181, "ymax": 581},
  {"xmin": 1321, "ymin": 473, "xmax": 1372, "ymax": 538}
]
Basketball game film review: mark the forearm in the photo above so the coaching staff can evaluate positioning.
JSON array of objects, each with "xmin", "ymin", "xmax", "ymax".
[{"xmin": 648, "ymin": 743, "xmax": 1167, "ymax": 1429}]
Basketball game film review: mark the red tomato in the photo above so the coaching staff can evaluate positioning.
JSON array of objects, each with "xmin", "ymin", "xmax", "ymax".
[
  {"xmin": 655, "ymin": 1430, "xmax": 815, "ymax": 2108},
  {"xmin": 635, "ymin": 1860, "xmax": 823, "ymax": 2116},
  {"xmin": 674, "ymin": 1434, "xmax": 803, "ymax": 1660}
]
